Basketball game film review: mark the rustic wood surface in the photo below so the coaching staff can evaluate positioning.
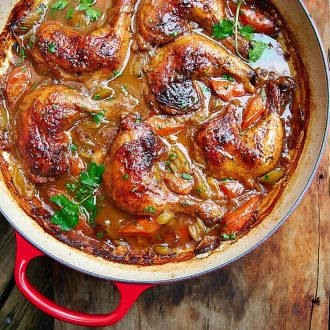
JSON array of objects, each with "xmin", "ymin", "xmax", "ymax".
[{"xmin": 0, "ymin": 0, "xmax": 329, "ymax": 329}]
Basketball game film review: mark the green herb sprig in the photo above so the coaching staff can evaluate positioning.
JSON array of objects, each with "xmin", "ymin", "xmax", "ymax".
[
  {"xmin": 77, "ymin": 0, "xmax": 102, "ymax": 22},
  {"xmin": 50, "ymin": 162, "xmax": 105, "ymax": 231},
  {"xmin": 212, "ymin": 1, "xmax": 269, "ymax": 62}
]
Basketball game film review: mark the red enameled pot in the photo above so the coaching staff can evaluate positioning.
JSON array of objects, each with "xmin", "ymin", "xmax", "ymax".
[{"xmin": 0, "ymin": 0, "xmax": 328, "ymax": 326}]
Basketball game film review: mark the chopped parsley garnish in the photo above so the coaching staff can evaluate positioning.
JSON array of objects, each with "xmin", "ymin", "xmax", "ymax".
[
  {"xmin": 50, "ymin": 0, "xmax": 68, "ymax": 16},
  {"xmin": 221, "ymin": 233, "xmax": 237, "ymax": 240},
  {"xmin": 93, "ymin": 94, "xmax": 102, "ymax": 100},
  {"xmin": 51, "ymin": 162, "xmax": 105, "ymax": 231},
  {"xmin": 96, "ymin": 231, "xmax": 104, "ymax": 239},
  {"xmin": 91, "ymin": 111, "xmax": 105, "ymax": 125},
  {"xmin": 222, "ymin": 74, "xmax": 234, "ymax": 82},
  {"xmin": 70, "ymin": 144, "xmax": 77, "ymax": 152},
  {"xmin": 50, "ymin": 195, "xmax": 80, "ymax": 231},
  {"xmin": 202, "ymin": 86, "xmax": 211, "ymax": 93},
  {"xmin": 145, "ymin": 206, "xmax": 157, "ymax": 214},
  {"xmin": 212, "ymin": 1, "xmax": 268, "ymax": 62},
  {"xmin": 249, "ymin": 41, "xmax": 269, "ymax": 62},
  {"xmin": 239, "ymin": 25, "xmax": 254, "ymax": 40},
  {"xmin": 48, "ymin": 43, "xmax": 56, "ymax": 53},
  {"xmin": 66, "ymin": 182, "xmax": 77, "ymax": 192},
  {"xmin": 51, "ymin": 0, "xmax": 68, "ymax": 10},
  {"xmin": 168, "ymin": 153, "xmax": 177, "ymax": 160},
  {"xmin": 84, "ymin": 6, "xmax": 102, "ymax": 21},
  {"xmin": 220, "ymin": 177, "xmax": 234, "ymax": 182},
  {"xmin": 182, "ymin": 173, "xmax": 193, "ymax": 180},
  {"xmin": 169, "ymin": 31, "xmax": 179, "ymax": 37},
  {"xmin": 66, "ymin": 7, "xmax": 75, "ymax": 20},
  {"xmin": 212, "ymin": 19, "xmax": 234, "ymax": 39},
  {"xmin": 20, "ymin": 48, "xmax": 26, "ymax": 59},
  {"xmin": 77, "ymin": 0, "xmax": 102, "ymax": 22},
  {"xmin": 122, "ymin": 173, "xmax": 130, "ymax": 180}
]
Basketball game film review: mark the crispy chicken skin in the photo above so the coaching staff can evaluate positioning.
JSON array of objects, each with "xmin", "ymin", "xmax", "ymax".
[
  {"xmin": 17, "ymin": 85, "xmax": 134, "ymax": 183},
  {"xmin": 137, "ymin": 0, "xmax": 225, "ymax": 45},
  {"xmin": 17, "ymin": 85, "xmax": 95, "ymax": 183},
  {"xmin": 32, "ymin": 0, "xmax": 133, "ymax": 77},
  {"xmin": 137, "ymin": 0, "xmax": 277, "ymax": 56},
  {"xmin": 103, "ymin": 115, "xmax": 223, "ymax": 221},
  {"xmin": 146, "ymin": 34, "xmax": 255, "ymax": 115},
  {"xmin": 194, "ymin": 75, "xmax": 295, "ymax": 182}
]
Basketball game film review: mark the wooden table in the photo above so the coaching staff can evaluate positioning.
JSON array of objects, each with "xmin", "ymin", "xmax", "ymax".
[{"xmin": 0, "ymin": 1, "xmax": 329, "ymax": 329}]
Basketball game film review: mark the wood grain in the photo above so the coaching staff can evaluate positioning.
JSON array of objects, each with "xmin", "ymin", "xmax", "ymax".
[
  {"xmin": 0, "ymin": 219, "xmax": 54, "ymax": 330},
  {"xmin": 53, "ymin": 1, "xmax": 330, "ymax": 330},
  {"xmin": 0, "ymin": 218, "xmax": 15, "ymax": 304}
]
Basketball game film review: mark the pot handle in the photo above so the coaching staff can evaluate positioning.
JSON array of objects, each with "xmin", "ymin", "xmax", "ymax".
[{"xmin": 14, "ymin": 233, "xmax": 154, "ymax": 327}]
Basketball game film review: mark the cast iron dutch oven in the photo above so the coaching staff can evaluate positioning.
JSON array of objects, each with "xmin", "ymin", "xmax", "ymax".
[{"xmin": 0, "ymin": 0, "xmax": 328, "ymax": 326}]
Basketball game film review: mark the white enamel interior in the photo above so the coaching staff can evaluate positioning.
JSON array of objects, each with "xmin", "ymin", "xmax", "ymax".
[{"xmin": 0, "ymin": 0, "xmax": 328, "ymax": 283}]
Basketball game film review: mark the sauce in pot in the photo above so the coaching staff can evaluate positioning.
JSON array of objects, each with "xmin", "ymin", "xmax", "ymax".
[{"xmin": 0, "ymin": 0, "xmax": 308, "ymax": 264}]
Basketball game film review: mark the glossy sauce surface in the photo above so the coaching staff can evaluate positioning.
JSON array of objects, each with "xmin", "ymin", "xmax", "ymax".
[{"xmin": 0, "ymin": 0, "xmax": 308, "ymax": 264}]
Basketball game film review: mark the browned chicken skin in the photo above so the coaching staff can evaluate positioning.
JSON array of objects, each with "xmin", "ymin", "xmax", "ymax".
[
  {"xmin": 146, "ymin": 34, "xmax": 256, "ymax": 115},
  {"xmin": 137, "ymin": 0, "xmax": 225, "ymax": 45},
  {"xmin": 17, "ymin": 85, "xmax": 135, "ymax": 183},
  {"xmin": 194, "ymin": 75, "xmax": 295, "ymax": 182},
  {"xmin": 32, "ymin": 0, "xmax": 134, "ymax": 78},
  {"xmin": 103, "ymin": 115, "xmax": 223, "ymax": 221}
]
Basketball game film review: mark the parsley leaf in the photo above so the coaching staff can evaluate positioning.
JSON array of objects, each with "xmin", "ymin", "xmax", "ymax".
[
  {"xmin": 50, "ymin": 162, "xmax": 105, "ymax": 231},
  {"xmin": 182, "ymin": 173, "xmax": 193, "ymax": 180},
  {"xmin": 249, "ymin": 41, "xmax": 269, "ymax": 62},
  {"xmin": 96, "ymin": 231, "xmax": 104, "ymax": 239},
  {"xmin": 239, "ymin": 25, "xmax": 254, "ymax": 40},
  {"xmin": 79, "ymin": 0, "xmax": 94, "ymax": 5},
  {"xmin": 222, "ymin": 74, "xmax": 234, "ymax": 82},
  {"xmin": 93, "ymin": 94, "xmax": 102, "ymax": 100},
  {"xmin": 50, "ymin": 195, "xmax": 79, "ymax": 231},
  {"xmin": 221, "ymin": 233, "xmax": 237, "ymax": 240},
  {"xmin": 50, "ymin": 0, "xmax": 68, "ymax": 16},
  {"xmin": 212, "ymin": 19, "xmax": 234, "ymax": 39},
  {"xmin": 66, "ymin": 7, "xmax": 75, "ymax": 20},
  {"xmin": 48, "ymin": 43, "xmax": 56, "ymax": 53},
  {"xmin": 70, "ymin": 144, "xmax": 77, "ymax": 152},
  {"xmin": 77, "ymin": 0, "xmax": 102, "ymax": 22},
  {"xmin": 145, "ymin": 206, "xmax": 157, "ymax": 214},
  {"xmin": 92, "ymin": 111, "xmax": 105, "ymax": 125},
  {"xmin": 85, "ymin": 6, "xmax": 102, "ymax": 22},
  {"xmin": 80, "ymin": 162, "xmax": 104, "ymax": 188},
  {"xmin": 66, "ymin": 182, "xmax": 77, "ymax": 192},
  {"xmin": 51, "ymin": 0, "xmax": 68, "ymax": 10}
]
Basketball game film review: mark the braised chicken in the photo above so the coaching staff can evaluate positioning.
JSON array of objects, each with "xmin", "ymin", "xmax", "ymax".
[
  {"xmin": 31, "ymin": 0, "xmax": 134, "ymax": 79},
  {"xmin": 146, "ymin": 34, "xmax": 256, "ymax": 115},
  {"xmin": 0, "ymin": 0, "xmax": 308, "ymax": 264},
  {"xmin": 194, "ymin": 75, "xmax": 295, "ymax": 183},
  {"xmin": 137, "ymin": 0, "xmax": 277, "ymax": 57},
  {"xmin": 137, "ymin": 0, "xmax": 225, "ymax": 45},
  {"xmin": 103, "ymin": 115, "xmax": 223, "ymax": 221},
  {"xmin": 17, "ymin": 85, "xmax": 136, "ymax": 183}
]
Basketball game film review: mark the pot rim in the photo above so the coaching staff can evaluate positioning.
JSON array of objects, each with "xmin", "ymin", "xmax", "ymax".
[{"xmin": 1, "ymin": 0, "xmax": 329, "ymax": 284}]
